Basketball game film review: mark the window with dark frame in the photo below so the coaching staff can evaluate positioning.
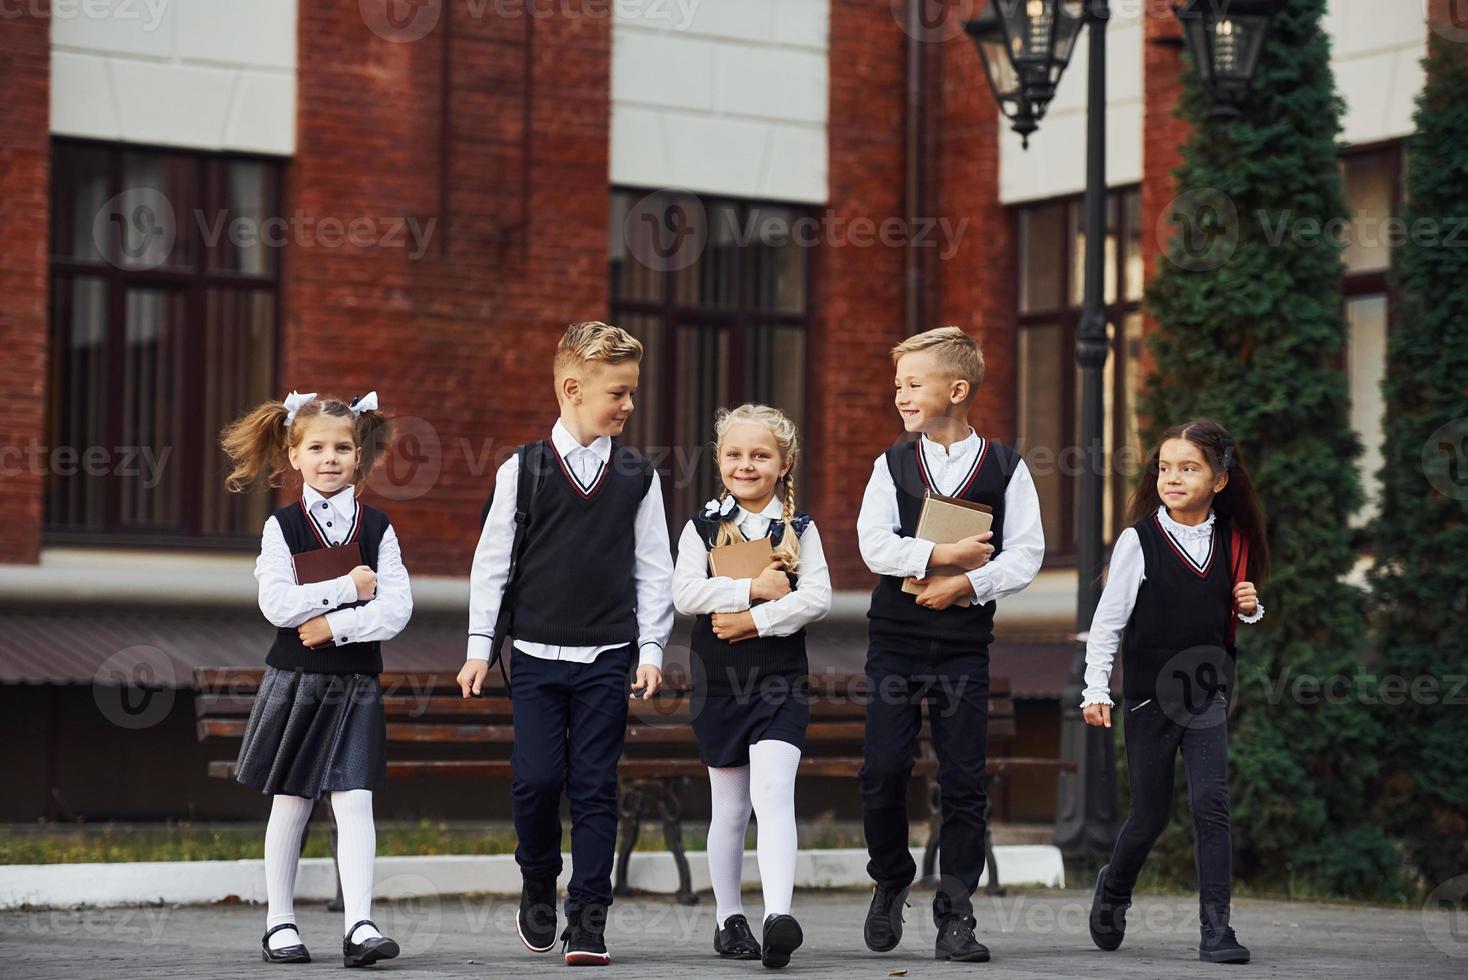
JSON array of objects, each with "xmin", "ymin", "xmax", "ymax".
[
  {"xmin": 46, "ymin": 138, "xmax": 282, "ymax": 546},
  {"xmin": 1013, "ymin": 186, "xmax": 1145, "ymax": 561},
  {"xmin": 609, "ymin": 189, "xmax": 813, "ymax": 532}
]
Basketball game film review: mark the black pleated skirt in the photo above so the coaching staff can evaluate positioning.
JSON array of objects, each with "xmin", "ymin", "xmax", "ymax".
[
  {"xmin": 691, "ymin": 678, "xmax": 810, "ymax": 769},
  {"xmin": 234, "ymin": 666, "xmax": 386, "ymax": 798}
]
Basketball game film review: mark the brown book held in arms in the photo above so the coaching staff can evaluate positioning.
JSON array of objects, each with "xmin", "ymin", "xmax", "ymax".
[
  {"xmin": 708, "ymin": 536, "xmax": 775, "ymax": 581},
  {"xmin": 901, "ymin": 494, "xmax": 993, "ymax": 609},
  {"xmin": 293, "ymin": 542, "xmax": 364, "ymax": 586}
]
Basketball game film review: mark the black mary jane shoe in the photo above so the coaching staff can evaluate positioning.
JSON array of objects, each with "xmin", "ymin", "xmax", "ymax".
[
  {"xmin": 761, "ymin": 914, "xmax": 803, "ymax": 970},
  {"xmin": 261, "ymin": 923, "xmax": 311, "ymax": 964},
  {"xmin": 343, "ymin": 919, "xmax": 400, "ymax": 968},
  {"xmin": 713, "ymin": 913, "xmax": 762, "ymax": 960}
]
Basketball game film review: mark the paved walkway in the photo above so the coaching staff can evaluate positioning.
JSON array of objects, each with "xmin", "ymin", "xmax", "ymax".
[{"xmin": 1, "ymin": 887, "xmax": 1458, "ymax": 979}]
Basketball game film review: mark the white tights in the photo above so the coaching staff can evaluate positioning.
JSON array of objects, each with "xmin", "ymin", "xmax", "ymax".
[
  {"xmin": 706, "ymin": 740, "xmax": 802, "ymax": 925},
  {"xmin": 263, "ymin": 790, "xmax": 382, "ymax": 950}
]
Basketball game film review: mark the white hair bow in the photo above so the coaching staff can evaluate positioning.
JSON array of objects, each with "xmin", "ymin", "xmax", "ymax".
[
  {"xmin": 282, "ymin": 390, "xmax": 317, "ymax": 427},
  {"xmin": 349, "ymin": 391, "xmax": 379, "ymax": 416}
]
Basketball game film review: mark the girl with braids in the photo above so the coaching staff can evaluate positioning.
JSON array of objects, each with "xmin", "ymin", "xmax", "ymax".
[
  {"xmin": 672, "ymin": 403, "xmax": 831, "ymax": 969},
  {"xmin": 1083, "ymin": 418, "xmax": 1270, "ymax": 966},
  {"xmin": 220, "ymin": 390, "xmax": 410, "ymax": 968}
]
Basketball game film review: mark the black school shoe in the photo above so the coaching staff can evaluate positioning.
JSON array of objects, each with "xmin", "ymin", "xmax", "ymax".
[
  {"xmin": 934, "ymin": 914, "xmax": 991, "ymax": 963},
  {"xmin": 561, "ymin": 903, "xmax": 611, "ymax": 966},
  {"xmin": 713, "ymin": 914, "xmax": 762, "ymax": 959},
  {"xmin": 518, "ymin": 876, "xmax": 559, "ymax": 953},
  {"xmin": 761, "ymin": 914, "xmax": 803, "ymax": 969},
  {"xmin": 1088, "ymin": 864, "xmax": 1132, "ymax": 952},
  {"xmin": 1199, "ymin": 924, "xmax": 1251, "ymax": 964},
  {"xmin": 342, "ymin": 920, "xmax": 400, "ymax": 968},
  {"xmin": 863, "ymin": 884, "xmax": 910, "ymax": 952},
  {"xmin": 260, "ymin": 923, "xmax": 310, "ymax": 964}
]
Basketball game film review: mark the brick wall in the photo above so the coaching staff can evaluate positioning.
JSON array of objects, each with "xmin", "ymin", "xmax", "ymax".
[
  {"xmin": 287, "ymin": 1, "xmax": 612, "ymax": 576},
  {"xmin": 0, "ymin": 7, "xmax": 50, "ymax": 565}
]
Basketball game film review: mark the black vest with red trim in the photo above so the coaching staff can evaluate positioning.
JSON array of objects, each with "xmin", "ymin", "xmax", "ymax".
[
  {"xmin": 265, "ymin": 497, "xmax": 389, "ymax": 675},
  {"xmin": 508, "ymin": 439, "xmax": 655, "ymax": 648},
  {"xmin": 688, "ymin": 509, "xmax": 812, "ymax": 696},
  {"xmin": 867, "ymin": 435, "xmax": 1021, "ymax": 649},
  {"xmin": 1120, "ymin": 511, "xmax": 1236, "ymax": 701}
]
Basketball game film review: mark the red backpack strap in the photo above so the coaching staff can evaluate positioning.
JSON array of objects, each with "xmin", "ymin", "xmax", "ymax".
[{"xmin": 1227, "ymin": 525, "xmax": 1250, "ymax": 644}]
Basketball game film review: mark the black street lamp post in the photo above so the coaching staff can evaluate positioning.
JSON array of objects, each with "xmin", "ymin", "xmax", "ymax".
[{"xmin": 963, "ymin": 0, "xmax": 1284, "ymax": 869}]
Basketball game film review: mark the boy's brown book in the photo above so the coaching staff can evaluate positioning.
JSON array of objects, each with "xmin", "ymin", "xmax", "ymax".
[
  {"xmin": 293, "ymin": 542, "xmax": 364, "ymax": 586},
  {"xmin": 709, "ymin": 536, "xmax": 775, "ymax": 581},
  {"xmin": 902, "ymin": 494, "xmax": 993, "ymax": 609}
]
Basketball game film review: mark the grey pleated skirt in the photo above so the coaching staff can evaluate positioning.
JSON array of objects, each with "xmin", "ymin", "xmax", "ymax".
[{"xmin": 233, "ymin": 666, "xmax": 387, "ymax": 798}]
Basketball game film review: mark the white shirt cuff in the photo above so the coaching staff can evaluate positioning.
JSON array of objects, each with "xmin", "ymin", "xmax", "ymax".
[
  {"xmin": 466, "ymin": 633, "xmax": 494, "ymax": 662},
  {"xmin": 1080, "ymin": 689, "xmax": 1115, "ymax": 709},
  {"xmin": 637, "ymin": 642, "xmax": 664, "ymax": 672},
  {"xmin": 965, "ymin": 568, "xmax": 992, "ymax": 605},
  {"xmin": 1237, "ymin": 601, "xmax": 1265, "ymax": 624},
  {"xmin": 325, "ymin": 609, "xmax": 356, "ymax": 646},
  {"xmin": 333, "ymin": 575, "xmax": 358, "ymax": 609},
  {"xmin": 750, "ymin": 603, "xmax": 774, "ymax": 638},
  {"xmin": 734, "ymin": 577, "xmax": 753, "ymax": 611},
  {"xmin": 909, "ymin": 537, "xmax": 937, "ymax": 579}
]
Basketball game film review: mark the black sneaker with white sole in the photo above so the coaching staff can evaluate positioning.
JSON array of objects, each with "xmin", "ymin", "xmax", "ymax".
[
  {"xmin": 561, "ymin": 903, "xmax": 611, "ymax": 967},
  {"xmin": 517, "ymin": 876, "xmax": 558, "ymax": 953}
]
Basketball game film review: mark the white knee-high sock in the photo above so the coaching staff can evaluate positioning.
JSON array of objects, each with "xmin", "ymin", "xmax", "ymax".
[
  {"xmin": 330, "ymin": 789, "xmax": 382, "ymax": 942},
  {"xmin": 748, "ymin": 740, "xmax": 801, "ymax": 919},
  {"xmin": 706, "ymin": 765, "xmax": 753, "ymax": 924},
  {"xmin": 264, "ymin": 794, "xmax": 314, "ymax": 950}
]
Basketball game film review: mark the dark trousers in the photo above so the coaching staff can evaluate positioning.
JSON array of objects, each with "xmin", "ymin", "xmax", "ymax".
[
  {"xmin": 1107, "ymin": 693, "xmax": 1232, "ymax": 930},
  {"xmin": 860, "ymin": 638, "xmax": 991, "ymax": 923},
  {"xmin": 509, "ymin": 644, "xmax": 632, "ymax": 910}
]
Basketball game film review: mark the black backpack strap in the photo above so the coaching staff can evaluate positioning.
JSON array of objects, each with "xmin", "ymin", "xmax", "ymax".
[{"xmin": 488, "ymin": 441, "xmax": 548, "ymax": 692}]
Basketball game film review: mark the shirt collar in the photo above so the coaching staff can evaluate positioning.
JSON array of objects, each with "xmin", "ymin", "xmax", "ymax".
[
  {"xmin": 920, "ymin": 426, "xmax": 980, "ymax": 460},
  {"xmin": 552, "ymin": 419, "xmax": 612, "ymax": 465},
  {"xmin": 303, "ymin": 482, "xmax": 357, "ymax": 523},
  {"xmin": 737, "ymin": 497, "xmax": 785, "ymax": 525},
  {"xmin": 1157, "ymin": 504, "xmax": 1216, "ymax": 538}
]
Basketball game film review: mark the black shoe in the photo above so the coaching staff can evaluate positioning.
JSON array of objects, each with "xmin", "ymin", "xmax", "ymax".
[
  {"xmin": 561, "ymin": 903, "xmax": 611, "ymax": 966},
  {"xmin": 863, "ymin": 884, "xmax": 909, "ymax": 952},
  {"xmin": 342, "ymin": 920, "xmax": 399, "ymax": 968},
  {"xmin": 261, "ymin": 923, "xmax": 311, "ymax": 964},
  {"xmin": 1089, "ymin": 864, "xmax": 1131, "ymax": 952},
  {"xmin": 1199, "ymin": 924, "xmax": 1250, "ymax": 963},
  {"xmin": 934, "ymin": 914, "xmax": 990, "ymax": 963},
  {"xmin": 518, "ymin": 876, "xmax": 559, "ymax": 953},
  {"xmin": 761, "ymin": 914, "xmax": 803, "ymax": 969},
  {"xmin": 713, "ymin": 913, "xmax": 761, "ymax": 960}
]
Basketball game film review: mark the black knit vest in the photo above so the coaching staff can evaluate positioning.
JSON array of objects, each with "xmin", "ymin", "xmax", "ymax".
[
  {"xmin": 867, "ymin": 436, "xmax": 1020, "ymax": 650},
  {"xmin": 508, "ymin": 440, "xmax": 654, "ymax": 647},
  {"xmin": 1120, "ymin": 512, "xmax": 1236, "ymax": 702},
  {"xmin": 689, "ymin": 509, "xmax": 812, "ymax": 697},
  {"xmin": 265, "ymin": 498, "xmax": 388, "ymax": 675}
]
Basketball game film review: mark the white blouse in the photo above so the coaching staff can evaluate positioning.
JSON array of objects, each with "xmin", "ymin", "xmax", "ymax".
[
  {"xmin": 255, "ymin": 483, "xmax": 414, "ymax": 648},
  {"xmin": 673, "ymin": 497, "xmax": 832, "ymax": 638},
  {"xmin": 1081, "ymin": 506, "xmax": 1264, "ymax": 708}
]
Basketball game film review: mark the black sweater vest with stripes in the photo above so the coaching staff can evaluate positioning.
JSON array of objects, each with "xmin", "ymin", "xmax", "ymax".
[
  {"xmin": 867, "ymin": 436, "xmax": 1021, "ymax": 651},
  {"xmin": 689, "ymin": 510, "xmax": 812, "ymax": 696},
  {"xmin": 508, "ymin": 440, "xmax": 654, "ymax": 647},
  {"xmin": 265, "ymin": 498, "xmax": 388, "ymax": 675},
  {"xmin": 1120, "ymin": 512, "xmax": 1236, "ymax": 702}
]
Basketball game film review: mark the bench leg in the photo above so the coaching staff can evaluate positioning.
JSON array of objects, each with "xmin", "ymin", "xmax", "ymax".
[
  {"xmin": 658, "ymin": 778, "xmax": 696, "ymax": 906},
  {"xmin": 920, "ymin": 778, "xmax": 941, "ymax": 888},
  {"xmin": 613, "ymin": 782, "xmax": 643, "ymax": 898}
]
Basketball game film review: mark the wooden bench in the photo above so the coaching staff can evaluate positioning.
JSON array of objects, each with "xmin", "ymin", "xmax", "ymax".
[{"xmin": 194, "ymin": 668, "xmax": 1072, "ymax": 905}]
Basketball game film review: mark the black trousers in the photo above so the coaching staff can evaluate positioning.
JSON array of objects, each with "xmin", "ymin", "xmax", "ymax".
[
  {"xmin": 1107, "ymin": 693, "xmax": 1233, "ymax": 930},
  {"xmin": 859, "ymin": 637, "xmax": 990, "ymax": 923},
  {"xmin": 509, "ymin": 644, "xmax": 632, "ymax": 910}
]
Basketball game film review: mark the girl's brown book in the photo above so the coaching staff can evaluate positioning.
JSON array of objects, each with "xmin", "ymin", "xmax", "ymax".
[{"xmin": 292, "ymin": 542, "xmax": 363, "ymax": 585}]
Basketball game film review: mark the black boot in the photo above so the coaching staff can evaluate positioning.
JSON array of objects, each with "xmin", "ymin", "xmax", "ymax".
[
  {"xmin": 342, "ymin": 920, "xmax": 399, "ymax": 968},
  {"xmin": 561, "ymin": 903, "xmax": 611, "ymax": 966},
  {"xmin": 260, "ymin": 924, "xmax": 310, "ymax": 964},
  {"xmin": 934, "ymin": 914, "xmax": 990, "ymax": 963},
  {"xmin": 713, "ymin": 913, "xmax": 761, "ymax": 959},
  {"xmin": 1199, "ymin": 916, "xmax": 1250, "ymax": 964},
  {"xmin": 1089, "ymin": 864, "xmax": 1132, "ymax": 952},
  {"xmin": 863, "ymin": 884, "xmax": 909, "ymax": 952},
  {"xmin": 761, "ymin": 914, "xmax": 803, "ymax": 970},
  {"xmin": 517, "ymin": 876, "xmax": 559, "ymax": 953}
]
